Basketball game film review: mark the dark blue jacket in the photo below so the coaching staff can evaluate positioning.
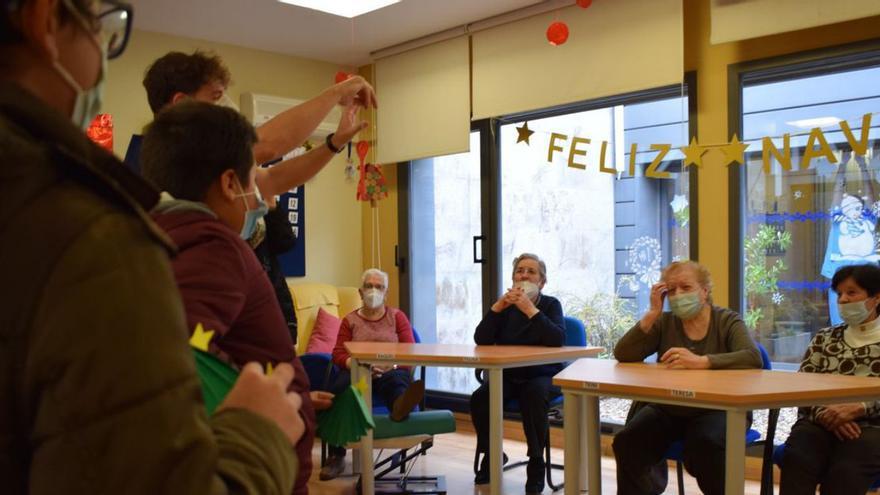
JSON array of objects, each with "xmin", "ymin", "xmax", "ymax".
[{"xmin": 474, "ymin": 294, "xmax": 566, "ymax": 379}]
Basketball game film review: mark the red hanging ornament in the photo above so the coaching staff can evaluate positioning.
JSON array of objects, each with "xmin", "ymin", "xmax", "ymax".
[
  {"xmin": 576, "ymin": 0, "xmax": 592, "ymax": 8},
  {"xmin": 356, "ymin": 140, "xmax": 370, "ymax": 201},
  {"xmin": 86, "ymin": 113, "xmax": 113, "ymax": 151},
  {"xmin": 546, "ymin": 21, "xmax": 569, "ymax": 46},
  {"xmin": 335, "ymin": 71, "xmax": 351, "ymax": 84}
]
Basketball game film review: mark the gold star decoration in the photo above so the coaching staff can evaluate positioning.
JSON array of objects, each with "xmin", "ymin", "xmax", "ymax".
[
  {"xmin": 354, "ymin": 376, "xmax": 369, "ymax": 394},
  {"xmin": 516, "ymin": 122, "xmax": 535, "ymax": 145},
  {"xmin": 189, "ymin": 323, "xmax": 215, "ymax": 352},
  {"xmin": 679, "ymin": 137, "xmax": 708, "ymax": 168},
  {"xmin": 720, "ymin": 133, "xmax": 750, "ymax": 166}
]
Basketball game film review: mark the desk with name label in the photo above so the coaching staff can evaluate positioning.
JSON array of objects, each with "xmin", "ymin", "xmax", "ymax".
[
  {"xmin": 345, "ymin": 342, "xmax": 602, "ymax": 495},
  {"xmin": 553, "ymin": 359, "xmax": 880, "ymax": 495}
]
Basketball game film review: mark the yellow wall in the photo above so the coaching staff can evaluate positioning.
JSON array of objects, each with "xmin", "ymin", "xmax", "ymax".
[
  {"xmin": 104, "ymin": 29, "xmax": 364, "ymax": 287},
  {"xmin": 687, "ymin": 0, "xmax": 880, "ymax": 306}
]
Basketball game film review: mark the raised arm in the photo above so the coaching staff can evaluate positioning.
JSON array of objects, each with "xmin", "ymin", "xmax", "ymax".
[
  {"xmin": 252, "ymin": 77, "xmax": 376, "ymax": 165},
  {"xmin": 256, "ymin": 104, "xmax": 366, "ymax": 198}
]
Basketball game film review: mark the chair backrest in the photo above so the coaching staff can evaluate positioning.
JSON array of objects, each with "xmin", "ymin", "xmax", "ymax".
[
  {"xmin": 288, "ymin": 282, "xmax": 360, "ymax": 354},
  {"xmin": 563, "ymin": 316, "xmax": 587, "ymax": 347},
  {"xmin": 755, "ymin": 340, "xmax": 772, "ymax": 370}
]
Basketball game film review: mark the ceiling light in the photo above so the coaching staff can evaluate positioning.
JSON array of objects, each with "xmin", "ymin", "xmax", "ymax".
[
  {"xmin": 785, "ymin": 117, "xmax": 842, "ymax": 129},
  {"xmin": 278, "ymin": 0, "xmax": 401, "ymax": 18}
]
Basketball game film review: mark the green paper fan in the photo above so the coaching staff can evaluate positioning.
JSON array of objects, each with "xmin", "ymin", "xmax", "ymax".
[
  {"xmin": 317, "ymin": 385, "xmax": 375, "ymax": 446},
  {"xmin": 193, "ymin": 349, "xmax": 239, "ymax": 415}
]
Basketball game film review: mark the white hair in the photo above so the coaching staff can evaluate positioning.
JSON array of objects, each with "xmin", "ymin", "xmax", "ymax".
[{"xmin": 361, "ymin": 268, "xmax": 389, "ymax": 288}]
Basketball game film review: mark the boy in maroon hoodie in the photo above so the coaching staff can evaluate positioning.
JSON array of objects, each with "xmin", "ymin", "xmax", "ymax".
[{"xmin": 140, "ymin": 101, "xmax": 323, "ymax": 494}]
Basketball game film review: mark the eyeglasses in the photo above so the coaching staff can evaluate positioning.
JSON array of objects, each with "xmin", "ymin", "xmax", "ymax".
[
  {"xmin": 97, "ymin": 0, "xmax": 132, "ymax": 59},
  {"xmin": 63, "ymin": 0, "xmax": 133, "ymax": 59}
]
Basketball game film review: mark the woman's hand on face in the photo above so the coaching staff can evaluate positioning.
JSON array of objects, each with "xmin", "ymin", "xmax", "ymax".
[
  {"xmin": 491, "ymin": 290, "xmax": 514, "ymax": 312},
  {"xmin": 648, "ymin": 282, "xmax": 667, "ymax": 316},
  {"xmin": 507, "ymin": 287, "xmax": 538, "ymax": 316},
  {"xmin": 659, "ymin": 347, "xmax": 710, "ymax": 370}
]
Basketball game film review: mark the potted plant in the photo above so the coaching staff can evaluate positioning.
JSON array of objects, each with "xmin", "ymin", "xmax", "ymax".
[{"xmin": 744, "ymin": 224, "xmax": 792, "ymax": 335}]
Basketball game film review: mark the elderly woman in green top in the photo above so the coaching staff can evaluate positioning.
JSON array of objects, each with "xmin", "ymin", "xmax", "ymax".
[{"xmin": 612, "ymin": 260, "xmax": 762, "ymax": 495}]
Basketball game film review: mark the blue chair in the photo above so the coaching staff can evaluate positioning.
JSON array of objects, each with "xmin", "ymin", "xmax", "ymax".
[
  {"xmin": 472, "ymin": 315, "xmax": 586, "ymax": 492},
  {"xmin": 664, "ymin": 341, "xmax": 773, "ymax": 495}
]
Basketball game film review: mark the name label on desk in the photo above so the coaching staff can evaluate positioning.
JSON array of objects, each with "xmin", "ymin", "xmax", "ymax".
[
  {"xmin": 462, "ymin": 356, "xmax": 481, "ymax": 363},
  {"xmin": 670, "ymin": 389, "xmax": 696, "ymax": 399},
  {"xmin": 376, "ymin": 353, "xmax": 396, "ymax": 359},
  {"xmin": 582, "ymin": 382, "xmax": 600, "ymax": 390}
]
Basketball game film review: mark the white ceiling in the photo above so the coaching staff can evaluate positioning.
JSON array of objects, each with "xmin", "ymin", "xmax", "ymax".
[{"xmin": 128, "ymin": 0, "xmax": 547, "ymax": 67}]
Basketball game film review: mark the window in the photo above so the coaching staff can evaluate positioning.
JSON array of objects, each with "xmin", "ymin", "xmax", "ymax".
[
  {"xmin": 402, "ymin": 86, "xmax": 694, "ymax": 417},
  {"xmin": 736, "ymin": 51, "xmax": 880, "ymax": 367},
  {"xmin": 407, "ymin": 131, "xmax": 485, "ymax": 394}
]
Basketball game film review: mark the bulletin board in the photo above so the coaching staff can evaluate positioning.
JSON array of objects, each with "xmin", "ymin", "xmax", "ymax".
[{"xmin": 277, "ymin": 185, "xmax": 306, "ymax": 277}]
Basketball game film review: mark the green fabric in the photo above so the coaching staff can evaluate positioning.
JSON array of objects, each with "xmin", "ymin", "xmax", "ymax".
[
  {"xmin": 317, "ymin": 386, "xmax": 375, "ymax": 445},
  {"xmin": 193, "ymin": 349, "xmax": 239, "ymax": 415},
  {"xmin": 373, "ymin": 410, "xmax": 456, "ymax": 440}
]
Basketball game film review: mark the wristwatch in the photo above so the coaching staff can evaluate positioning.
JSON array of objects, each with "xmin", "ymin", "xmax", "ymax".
[{"xmin": 325, "ymin": 132, "xmax": 344, "ymax": 154}]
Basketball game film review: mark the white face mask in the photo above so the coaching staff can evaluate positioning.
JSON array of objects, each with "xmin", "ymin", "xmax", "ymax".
[
  {"xmin": 52, "ymin": 8, "xmax": 107, "ymax": 130},
  {"xmin": 515, "ymin": 280, "xmax": 540, "ymax": 301},
  {"xmin": 362, "ymin": 288, "xmax": 385, "ymax": 309}
]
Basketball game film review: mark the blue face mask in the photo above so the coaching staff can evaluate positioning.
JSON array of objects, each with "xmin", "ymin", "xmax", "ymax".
[
  {"xmin": 668, "ymin": 291, "xmax": 704, "ymax": 320},
  {"xmin": 235, "ymin": 181, "xmax": 268, "ymax": 240}
]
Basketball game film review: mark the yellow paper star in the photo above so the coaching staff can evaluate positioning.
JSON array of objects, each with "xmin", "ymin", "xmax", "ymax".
[
  {"xmin": 680, "ymin": 137, "xmax": 708, "ymax": 168},
  {"xmin": 189, "ymin": 323, "xmax": 214, "ymax": 352},
  {"xmin": 266, "ymin": 362, "xmax": 275, "ymax": 376},
  {"xmin": 720, "ymin": 133, "xmax": 750, "ymax": 166},
  {"xmin": 516, "ymin": 122, "xmax": 535, "ymax": 145},
  {"xmin": 354, "ymin": 376, "xmax": 368, "ymax": 394}
]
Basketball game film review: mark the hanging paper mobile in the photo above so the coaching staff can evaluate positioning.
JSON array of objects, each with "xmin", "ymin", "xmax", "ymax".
[
  {"xmin": 345, "ymin": 142, "xmax": 356, "ymax": 182},
  {"xmin": 316, "ymin": 378, "xmax": 375, "ymax": 446},
  {"xmin": 356, "ymin": 140, "xmax": 370, "ymax": 200}
]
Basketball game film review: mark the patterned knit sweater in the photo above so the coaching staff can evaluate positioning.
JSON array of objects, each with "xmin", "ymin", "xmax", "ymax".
[{"xmin": 798, "ymin": 320, "xmax": 880, "ymax": 425}]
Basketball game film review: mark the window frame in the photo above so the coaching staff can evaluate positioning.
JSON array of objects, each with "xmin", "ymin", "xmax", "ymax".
[
  {"xmin": 397, "ymin": 75, "xmax": 698, "ymax": 414},
  {"xmin": 727, "ymin": 39, "xmax": 880, "ymax": 326}
]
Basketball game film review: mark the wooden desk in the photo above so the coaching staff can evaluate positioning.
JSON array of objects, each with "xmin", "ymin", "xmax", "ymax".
[
  {"xmin": 346, "ymin": 342, "xmax": 602, "ymax": 495},
  {"xmin": 553, "ymin": 359, "xmax": 880, "ymax": 495}
]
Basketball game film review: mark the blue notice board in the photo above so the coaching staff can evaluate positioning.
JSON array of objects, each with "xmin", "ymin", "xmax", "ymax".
[{"xmin": 277, "ymin": 186, "xmax": 305, "ymax": 277}]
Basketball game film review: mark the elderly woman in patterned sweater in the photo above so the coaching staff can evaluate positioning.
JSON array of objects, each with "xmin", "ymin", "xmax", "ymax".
[
  {"xmin": 320, "ymin": 268, "xmax": 425, "ymax": 480},
  {"xmin": 780, "ymin": 263, "xmax": 880, "ymax": 495}
]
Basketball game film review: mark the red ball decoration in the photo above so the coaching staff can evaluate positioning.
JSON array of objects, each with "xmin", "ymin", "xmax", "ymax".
[
  {"xmin": 335, "ymin": 71, "xmax": 350, "ymax": 84},
  {"xmin": 546, "ymin": 21, "xmax": 569, "ymax": 46},
  {"xmin": 576, "ymin": 0, "xmax": 592, "ymax": 8}
]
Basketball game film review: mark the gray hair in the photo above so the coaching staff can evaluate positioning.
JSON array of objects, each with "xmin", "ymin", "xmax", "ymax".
[
  {"xmin": 512, "ymin": 253, "xmax": 547, "ymax": 283},
  {"xmin": 361, "ymin": 268, "xmax": 389, "ymax": 289},
  {"xmin": 661, "ymin": 260, "xmax": 713, "ymax": 304}
]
